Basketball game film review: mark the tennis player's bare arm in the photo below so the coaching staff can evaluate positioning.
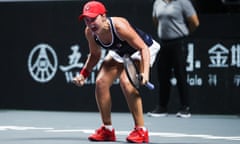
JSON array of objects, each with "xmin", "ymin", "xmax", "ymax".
[
  {"xmin": 83, "ymin": 27, "xmax": 102, "ymax": 71},
  {"xmin": 112, "ymin": 17, "xmax": 150, "ymax": 83},
  {"xmin": 73, "ymin": 27, "xmax": 101, "ymax": 86}
]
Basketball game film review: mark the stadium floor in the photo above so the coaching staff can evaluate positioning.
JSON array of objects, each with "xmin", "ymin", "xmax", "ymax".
[{"xmin": 0, "ymin": 110, "xmax": 240, "ymax": 144}]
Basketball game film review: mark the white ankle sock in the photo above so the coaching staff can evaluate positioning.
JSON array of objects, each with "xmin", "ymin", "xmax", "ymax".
[
  {"xmin": 136, "ymin": 126, "xmax": 147, "ymax": 131},
  {"xmin": 104, "ymin": 125, "xmax": 113, "ymax": 131}
]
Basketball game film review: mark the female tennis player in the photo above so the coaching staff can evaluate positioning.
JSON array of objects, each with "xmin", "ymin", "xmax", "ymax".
[{"xmin": 73, "ymin": 1, "xmax": 160, "ymax": 143}]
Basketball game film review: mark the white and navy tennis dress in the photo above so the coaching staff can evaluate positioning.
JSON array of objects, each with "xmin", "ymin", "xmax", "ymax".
[{"xmin": 94, "ymin": 17, "xmax": 160, "ymax": 67}]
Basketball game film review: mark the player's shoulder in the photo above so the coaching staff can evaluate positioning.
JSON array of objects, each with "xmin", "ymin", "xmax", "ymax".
[
  {"xmin": 109, "ymin": 17, "xmax": 133, "ymax": 38},
  {"xmin": 111, "ymin": 17, "xmax": 129, "ymax": 24},
  {"xmin": 110, "ymin": 17, "xmax": 130, "ymax": 30}
]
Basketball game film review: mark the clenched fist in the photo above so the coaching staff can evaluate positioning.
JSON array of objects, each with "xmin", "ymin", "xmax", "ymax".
[{"xmin": 73, "ymin": 74, "xmax": 85, "ymax": 87}]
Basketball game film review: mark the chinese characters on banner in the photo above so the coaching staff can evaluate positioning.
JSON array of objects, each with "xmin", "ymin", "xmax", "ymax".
[{"xmin": 185, "ymin": 40, "xmax": 240, "ymax": 88}]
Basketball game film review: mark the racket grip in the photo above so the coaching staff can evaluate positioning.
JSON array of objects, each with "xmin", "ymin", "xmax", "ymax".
[{"xmin": 145, "ymin": 82, "xmax": 155, "ymax": 90}]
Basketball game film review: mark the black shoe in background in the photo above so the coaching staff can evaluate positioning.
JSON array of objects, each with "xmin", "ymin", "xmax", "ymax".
[
  {"xmin": 176, "ymin": 106, "xmax": 191, "ymax": 118},
  {"xmin": 147, "ymin": 106, "xmax": 168, "ymax": 117}
]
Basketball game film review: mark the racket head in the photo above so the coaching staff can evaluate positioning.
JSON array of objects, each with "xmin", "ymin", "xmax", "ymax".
[{"xmin": 123, "ymin": 54, "xmax": 141, "ymax": 90}]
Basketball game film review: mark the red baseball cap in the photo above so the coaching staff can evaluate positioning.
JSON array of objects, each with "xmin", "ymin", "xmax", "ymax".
[{"xmin": 78, "ymin": 1, "xmax": 107, "ymax": 21}]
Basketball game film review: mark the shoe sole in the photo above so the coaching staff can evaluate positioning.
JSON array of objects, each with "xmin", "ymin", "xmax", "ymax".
[
  {"xmin": 176, "ymin": 113, "xmax": 191, "ymax": 118},
  {"xmin": 147, "ymin": 112, "xmax": 168, "ymax": 117},
  {"xmin": 127, "ymin": 138, "xmax": 149, "ymax": 143},
  {"xmin": 88, "ymin": 138, "xmax": 116, "ymax": 141}
]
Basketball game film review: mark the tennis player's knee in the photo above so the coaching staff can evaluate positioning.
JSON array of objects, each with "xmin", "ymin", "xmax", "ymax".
[
  {"xmin": 96, "ymin": 77, "xmax": 110, "ymax": 89},
  {"xmin": 119, "ymin": 76, "xmax": 129, "ymax": 85},
  {"xmin": 120, "ymin": 78, "xmax": 132, "ymax": 92},
  {"xmin": 96, "ymin": 76, "xmax": 103, "ymax": 85}
]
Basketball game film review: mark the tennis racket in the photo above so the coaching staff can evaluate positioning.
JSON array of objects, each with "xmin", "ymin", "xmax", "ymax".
[{"xmin": 123, "ymin": 54, "xmax": 155, "ymax": 90}]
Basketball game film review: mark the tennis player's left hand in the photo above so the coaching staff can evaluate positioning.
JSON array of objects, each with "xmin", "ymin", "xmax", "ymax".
[{"xmin": 140, "ymin": 73, "xmax": 149, "ymax": 85}]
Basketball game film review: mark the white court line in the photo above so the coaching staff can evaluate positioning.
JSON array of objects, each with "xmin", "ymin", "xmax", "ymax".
[
  {"xmin": 46, "ymin": 129, "xmax": 240, "ymax": 141},
  {"xmin": 0, "ymin": 125, "xmax": 53, "ymax": 131},
  {"xmin": 1, "ymin": 126, "xmax": 240, "ymax": 141}
]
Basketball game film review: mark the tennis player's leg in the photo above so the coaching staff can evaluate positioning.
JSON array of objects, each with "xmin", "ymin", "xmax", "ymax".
[
  {"xmin": 120, "ymin": 70, "xmax": 144, "ymax": 126},
  {"xmin": 88, "ymin": 56, "xmax": 121, "ymax": 141},
  {"xmin": 96, "ymin": 56, "xmax": 122, "ymax": 124},
  {"xmin": 120, "ymin": 69, "xmax": 149, "ymax": 143}
]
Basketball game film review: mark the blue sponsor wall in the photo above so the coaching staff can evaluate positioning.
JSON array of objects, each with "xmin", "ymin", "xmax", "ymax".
[{"xmin": 0, "ymin": 0, "xmax": 239, "ymax": 114}]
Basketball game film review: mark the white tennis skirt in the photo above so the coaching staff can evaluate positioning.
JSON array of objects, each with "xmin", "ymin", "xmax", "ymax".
[{"xmin": 106, "ymin": 40, "xmax": 160, "ymax": 67}]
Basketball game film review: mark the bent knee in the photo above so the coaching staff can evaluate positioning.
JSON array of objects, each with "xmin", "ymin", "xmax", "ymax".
[
  {"xmin": 120, "ymin": 77, "xmax": 133, "ymax": 91},
  {"xmin": 95, "ymin": 77, "xmax": 112, "ymax": 89}
]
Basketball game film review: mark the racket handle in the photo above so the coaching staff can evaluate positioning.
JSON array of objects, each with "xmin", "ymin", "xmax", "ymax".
[{"xmin": 145, "ymin": 82, "xmax": 155, "ymax": 90}]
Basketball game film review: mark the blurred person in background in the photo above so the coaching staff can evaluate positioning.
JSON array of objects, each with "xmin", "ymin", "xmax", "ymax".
[{"xmin": 147, "ymin": 0, "xmax": 199, "ymax": 118}]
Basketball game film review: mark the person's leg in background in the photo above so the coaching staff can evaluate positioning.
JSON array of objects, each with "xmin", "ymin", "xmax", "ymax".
[
  {"xmin": 172, "ymin": 39, "xmax": 191, "ymax": 118},
  {"xmin": 147, "ymin": 42, "xmax": 172, "ymax": 117}
]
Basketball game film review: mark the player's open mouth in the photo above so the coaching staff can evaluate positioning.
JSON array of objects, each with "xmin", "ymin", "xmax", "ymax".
[{"xmin": 90, "ymin": 26, "xmax": 98, "ymax": 32}]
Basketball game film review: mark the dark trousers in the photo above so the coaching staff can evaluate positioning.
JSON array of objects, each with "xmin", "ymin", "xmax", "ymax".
[{"xmin": 156, "ymin": 37, "xmax": 189, "ymax": 108}]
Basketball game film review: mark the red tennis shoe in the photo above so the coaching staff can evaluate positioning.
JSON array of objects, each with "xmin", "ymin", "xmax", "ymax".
[
  {"xmin": 126, "ymin": 127, "xmax": 149, "ymax": 143},
  {"xmin": 88, "ymin": 126, "xmax": 116, "ymax": 141}
]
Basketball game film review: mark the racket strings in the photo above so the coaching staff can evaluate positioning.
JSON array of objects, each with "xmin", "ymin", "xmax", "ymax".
[{"xmin": 125, "ymin": 59, "xmax": 141, "ymax": 88}]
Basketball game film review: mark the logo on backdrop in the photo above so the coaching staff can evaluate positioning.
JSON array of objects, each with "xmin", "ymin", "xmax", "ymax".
[
  {"xmin": 59, "ymin": 45, "xmax": 108, "ymax": 84},
  {"xmin": 28, "ymin": 43, "xmax": 110, "ymax": 85},
  {"xmin": 28, "ymin": 43, "xmax": 58, "ymax": 83},
  {"xmin": 28, "ymin": 42, "xmax": 240, "ymax": 87},
  {"xmin": 58, "ymin": 46, "xmax": 120, "ymax": 84},
  {"xmin": 59, "ymin": 45, "xmax": 84, "ymax": 83},
  {"xmin": 186, "ymin": 42, "xmax": 240, "ymax": 87},
  {"xmin": 186, "ymin": 43, "xmax": 202, "ymax": 86}
]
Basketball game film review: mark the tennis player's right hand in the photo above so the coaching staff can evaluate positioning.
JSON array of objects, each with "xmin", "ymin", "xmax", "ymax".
[{"xmin": 73, "ymin": 75, "xmax": 85, "ymax": 87}]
